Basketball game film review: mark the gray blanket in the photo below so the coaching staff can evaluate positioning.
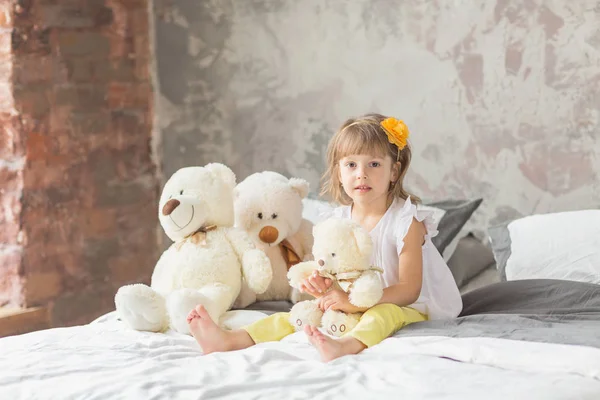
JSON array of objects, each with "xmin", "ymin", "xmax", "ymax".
[
  {"xmin": 398, "ymin": 279, "xmax": 600, "ymax": 348},
  {"xmin": 244, "ymin": 279, "xmax": 600, "ymax": 349}
]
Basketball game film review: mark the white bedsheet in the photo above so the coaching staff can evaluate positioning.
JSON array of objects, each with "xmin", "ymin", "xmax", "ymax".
[{"xmin": 1, "ymin": 312, "xmax": 600, "ymax": 400}]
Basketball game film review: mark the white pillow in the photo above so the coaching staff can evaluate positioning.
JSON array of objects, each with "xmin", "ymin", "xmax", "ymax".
[{"xmin": 505, "ymin": 210, "xmax": 600, "ymax": 284}]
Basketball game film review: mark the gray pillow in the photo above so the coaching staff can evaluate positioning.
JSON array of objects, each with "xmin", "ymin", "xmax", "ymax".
[
  {"xmin": 447, "ymin": 233, "xmax": 496, "ymax": 288},
  {"xmin": 487, "ymin": 222, "xmax": 512, "ymax": 281},
  {"xmin": 425, "ymin": 198, "xmax": 483, "ymax": 254}
]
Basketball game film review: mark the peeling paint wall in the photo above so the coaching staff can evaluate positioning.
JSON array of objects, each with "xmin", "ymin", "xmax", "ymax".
[{"xmin": 154, "ymin": 0, "xmax": 600, "ymax": 234}]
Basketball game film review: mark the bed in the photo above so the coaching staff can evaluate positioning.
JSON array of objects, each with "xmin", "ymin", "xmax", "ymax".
[
  {"xmin": 4, "ymin": 204, "xmax": 600, "ymax": 399},
  {"xmin": 2, "ymin": 278, "xmax": 600, "ymax": 400}
]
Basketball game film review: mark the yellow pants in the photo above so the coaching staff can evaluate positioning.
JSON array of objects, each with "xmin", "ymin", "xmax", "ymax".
[{"xmin": 243, "ymin": 303, "xmax": 427, "ymax": 348}]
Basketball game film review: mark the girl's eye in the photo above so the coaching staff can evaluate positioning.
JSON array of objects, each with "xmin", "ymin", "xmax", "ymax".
[
  {"xmin": 370, "ymin": 162, "xmax": 380, "ymax": 167},
  {"xmin": 347, "ymin": 162, "xmax": 356, "ymax": 168}
]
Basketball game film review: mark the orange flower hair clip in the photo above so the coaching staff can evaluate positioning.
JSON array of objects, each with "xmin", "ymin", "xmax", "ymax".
[{"xmin": 381, "ymin": 117, "xmax": 410, "ymax": 151}]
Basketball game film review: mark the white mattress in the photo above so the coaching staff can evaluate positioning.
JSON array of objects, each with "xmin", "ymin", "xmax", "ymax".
[{"xmin": 2, "ymin": 311, "xmax": 600, "ymax": 400}]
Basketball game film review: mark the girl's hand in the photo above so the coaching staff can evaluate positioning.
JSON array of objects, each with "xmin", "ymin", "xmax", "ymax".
[
  {"xmin": 318, "ymin": 289, "xmax": 368, "ymax": 314},
  {"xmin": 299, "ymin": 270, "xmax": 332, "ymax": 298}
]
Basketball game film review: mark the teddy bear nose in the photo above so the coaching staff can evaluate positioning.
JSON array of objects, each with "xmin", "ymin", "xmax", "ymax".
[
  {"xmin": 258, "ymin": 226, "xmax": 279, "ymax": 244},
  {"xmin": 318, "ymin": 259, "xmax": 325, "ymax": 266},
  {"xmin": 162, "ymin": 199, "xmax": 180, "ymax": 216}
]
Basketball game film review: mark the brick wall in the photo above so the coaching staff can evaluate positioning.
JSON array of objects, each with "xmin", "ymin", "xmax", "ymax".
[{"xmin": 0, "ymin": 0, "xmax": 160, "ymax": 328}]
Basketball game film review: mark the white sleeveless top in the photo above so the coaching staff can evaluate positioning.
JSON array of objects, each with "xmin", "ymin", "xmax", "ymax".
[{"xmin": 330, "ymin": 197, "xmax": 463, "ymax": 320}]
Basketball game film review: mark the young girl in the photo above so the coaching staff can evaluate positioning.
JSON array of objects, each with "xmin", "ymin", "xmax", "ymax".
[{"xmin": 187, "ymin": 113, "xmax": 463, "ymax": 362}]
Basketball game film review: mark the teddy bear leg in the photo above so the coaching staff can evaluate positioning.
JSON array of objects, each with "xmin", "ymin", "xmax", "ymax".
[
  {"xmin": 114, "ymin": 284, "xmax": 168, "ymax": 332},
  {"xmin": 321, "ymin": 309, "xmax": 361, "ymax": 337},
  {"xmin": 288, "ymin": 300, "xmax": 323, "ymax": 331},
  {"xmin": 167, "ymin": 285, "xmax": 237, "ymax": 334}
]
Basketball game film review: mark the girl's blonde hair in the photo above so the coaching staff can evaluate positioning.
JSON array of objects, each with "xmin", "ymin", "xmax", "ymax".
[{"xmin": 320, "ymin": 113, "xmax": 420, "ymax": 206}]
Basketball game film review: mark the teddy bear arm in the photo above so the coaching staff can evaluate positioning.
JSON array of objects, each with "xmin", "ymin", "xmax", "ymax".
[
  {"xmin": 241, "ymin": 249, "xmax": 272, "ymax": 294},
  {"xmin": 348, "ymin": 270, "xmax": 384, "ymax": 308},
  {"xmin": 287, "ymin": 260, "xmax": 320, "ymax": 288},
  {"xmin": 224, "ymin": 228, "xmax": 273, "ymax": 294}
]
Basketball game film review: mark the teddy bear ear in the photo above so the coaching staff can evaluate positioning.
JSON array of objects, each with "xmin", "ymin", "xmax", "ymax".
[
  {"xmin": 351, "ymin": 225, "xmax": 373, "ymax": 259},
  {"xmin": 289, "ymin": 178, "xmax": 309, "ymax": 199},
  {"xmin": 205, "ymin": 163, "xmax": 236, "ymax": 190}
]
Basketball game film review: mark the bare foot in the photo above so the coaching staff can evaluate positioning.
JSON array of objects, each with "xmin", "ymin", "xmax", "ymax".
[
  {"xmin": 187, "ymin": 305, "xmax": 254, "ymax": 354},
  {"xmin": 303, "ymin": 325, "xmax": 366, "ymax": 362}
]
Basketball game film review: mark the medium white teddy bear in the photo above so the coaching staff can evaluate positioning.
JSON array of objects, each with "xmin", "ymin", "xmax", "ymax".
[
  {"xmin": 114, "ymin": 164, "xmax": 272, "ymax": 334},
  {"xmin": 233, "ymin": 171, "xmax": 314, "ymax": 308},
  {"xmin": 287, "ymin": 218, "xmax": 384, "ymax": 336}
]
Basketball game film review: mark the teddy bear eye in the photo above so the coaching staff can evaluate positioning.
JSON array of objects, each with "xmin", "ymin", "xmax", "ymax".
[
  {"xmin": 258, "ymin": 212, "xmax": 263, "ymax": 219},
  {"xmin": 331, "ymin": 253, "xmax": 336, "ymax": 257},
  {"xmin": 179, "ymin": 190, "xmax": 183, "ymax": 195},
  {"xmin": 272, "ymin": 213, "xmax": 277, "ymax": 219}
]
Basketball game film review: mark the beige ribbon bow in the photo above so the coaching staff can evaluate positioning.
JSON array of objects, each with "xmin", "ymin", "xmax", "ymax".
[
  {"xmin": 279, "ymin": 239, "xmax": 301, "ymax": 271},
  {"xmin": 174, "ymin": 225, "xmax": 217, "ymax": 251},
  {"xmin": 319, "ymin": 266, "xmax": 384, "ymax": 293}
]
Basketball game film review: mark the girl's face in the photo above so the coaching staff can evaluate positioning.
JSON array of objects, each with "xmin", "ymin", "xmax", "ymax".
[{"xmin": 338, "ymin": 154, "xmax": 398, "ymax": 205}]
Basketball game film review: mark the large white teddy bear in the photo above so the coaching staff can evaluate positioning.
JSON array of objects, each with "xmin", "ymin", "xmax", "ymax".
[
  {"xmin": 287, "ymin": 218, "xmax": 384, "ymax": 336},
  {"xmin": 233, "ymin": 171, "xmax": 314, "ymax": 308},
  {"xmin": 114, "ymin": 164, "xmax": 272, "ymax": 334}
]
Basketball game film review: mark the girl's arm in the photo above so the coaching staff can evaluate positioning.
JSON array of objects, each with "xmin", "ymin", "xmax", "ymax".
[{"xmin": 376, "ymin": 217, "xmax": 425, "ymax": 307}]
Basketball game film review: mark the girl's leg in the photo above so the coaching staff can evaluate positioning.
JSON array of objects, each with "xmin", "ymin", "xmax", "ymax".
[
  {"xmin": 188, "ymin": 306, "xmax": 295, "ymax": 354},
  {"xmin": 349, "ymin": 304, "xmax": 426, "ymax": 348},
  {"xmin": 306, "ymin": 304, "xmax": 426, "ymax": 362}
]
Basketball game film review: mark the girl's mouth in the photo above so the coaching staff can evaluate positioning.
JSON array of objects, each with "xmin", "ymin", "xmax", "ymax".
[{"xmin": 355, "ymin": 185, "xmax": 371, "ymax": 193}]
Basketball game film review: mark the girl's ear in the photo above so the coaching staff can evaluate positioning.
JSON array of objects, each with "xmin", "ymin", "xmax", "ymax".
[{"xmin": 391, "ymin": 161, "xmax": 401, "ymax": 183}]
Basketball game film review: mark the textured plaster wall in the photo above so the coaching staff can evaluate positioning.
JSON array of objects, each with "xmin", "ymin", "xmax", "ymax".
[{"xmin": 154, "ymin": 0, "xmax": 600, "ymax": 234}]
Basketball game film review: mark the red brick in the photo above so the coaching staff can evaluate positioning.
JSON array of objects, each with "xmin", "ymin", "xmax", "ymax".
[
  {"xmin": 0, "ymin": 164, "xmax": 23, "ymax": 245},
  {"xmin": 13, "ymin": 54, "xmax": 56, "ymax": 84},
  {"xmin": 49, "ymin": 282, "xmax": 116, "ymax": 327},
  {"xmin": 133, "ymin": 57, "xmax": 149, "ymax": 81},
  {"xmin": 62, "ymin": 58, "xmax": 94, "ymax": 83},
  {"xmin": 109, "ymin": 253, "xmax": 153, "ymax": 286},
  {"xmin": 53, "ymin": 84, "xmax": 107, "ymax": 111},
  {"xmin": 11, "ymin": 26, "xmax": 51, "ymax": 56},
  {"xmin": 22, "ymin": 158, "xmax": 72, "ymax": 189},
  {"xmin": 0, "ymin": 82, "xmax": 13, "ymax": 110},
  {"xmin": 107, "ymin": 82, "xmax": 151, "ymax": 110},
  {"xmin": 21, "ymin": 243, "xmax": 80, "ymax": 277},
  {"xmin": 80, "ymin": 208, "xmax": 118, "ymax": 239},
  {"xmin": 133, "ymin": 33, "xmax": 149, "ymax": 58},
  {"xmin": 130, "ymin": 7, "xmax": 149, "ymax": 36},
  {"xmin": 13, "ymin": 86, "xmax": 51, "ymax": 118},
  {"xmin": 55, "ymin": 31, "xmax": 110, "ymax": 58},
  {"xmin": 36, "ymin": 3, "xmax": 113, "ymax": 29},
  {"xmin": 0, "ymin": 247, "xmax": 23, "ymax": 307},
  {"xmin": 0, "ymin": 3, "xmax": 13, "ymax": 29},
  {"xmin": 0, "ymin": 195, "xmax": 21, "ymax": 245},
  {"xmin": 0, "ymin": 31, "xmax": 11, "ymax": 55},
  {"xmin": 116, "ymin": 201, "xmax": 157, "ymax": 233},
  {"xmin": 22, "ymin": 270, "xmax": 63, "ymax": 306}
]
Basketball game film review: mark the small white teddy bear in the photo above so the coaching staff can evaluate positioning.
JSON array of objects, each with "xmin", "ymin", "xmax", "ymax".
[
  {"xmin": 287, "ymin": 218, "xmax": 384, "ymax": 336},
  {"xmin": 232, "ymin": 171, "xmax": 314, "ymax": 308},
  {"xmin": 114, "ymin": 163, "xmax": 272, "ymax": 335}
]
